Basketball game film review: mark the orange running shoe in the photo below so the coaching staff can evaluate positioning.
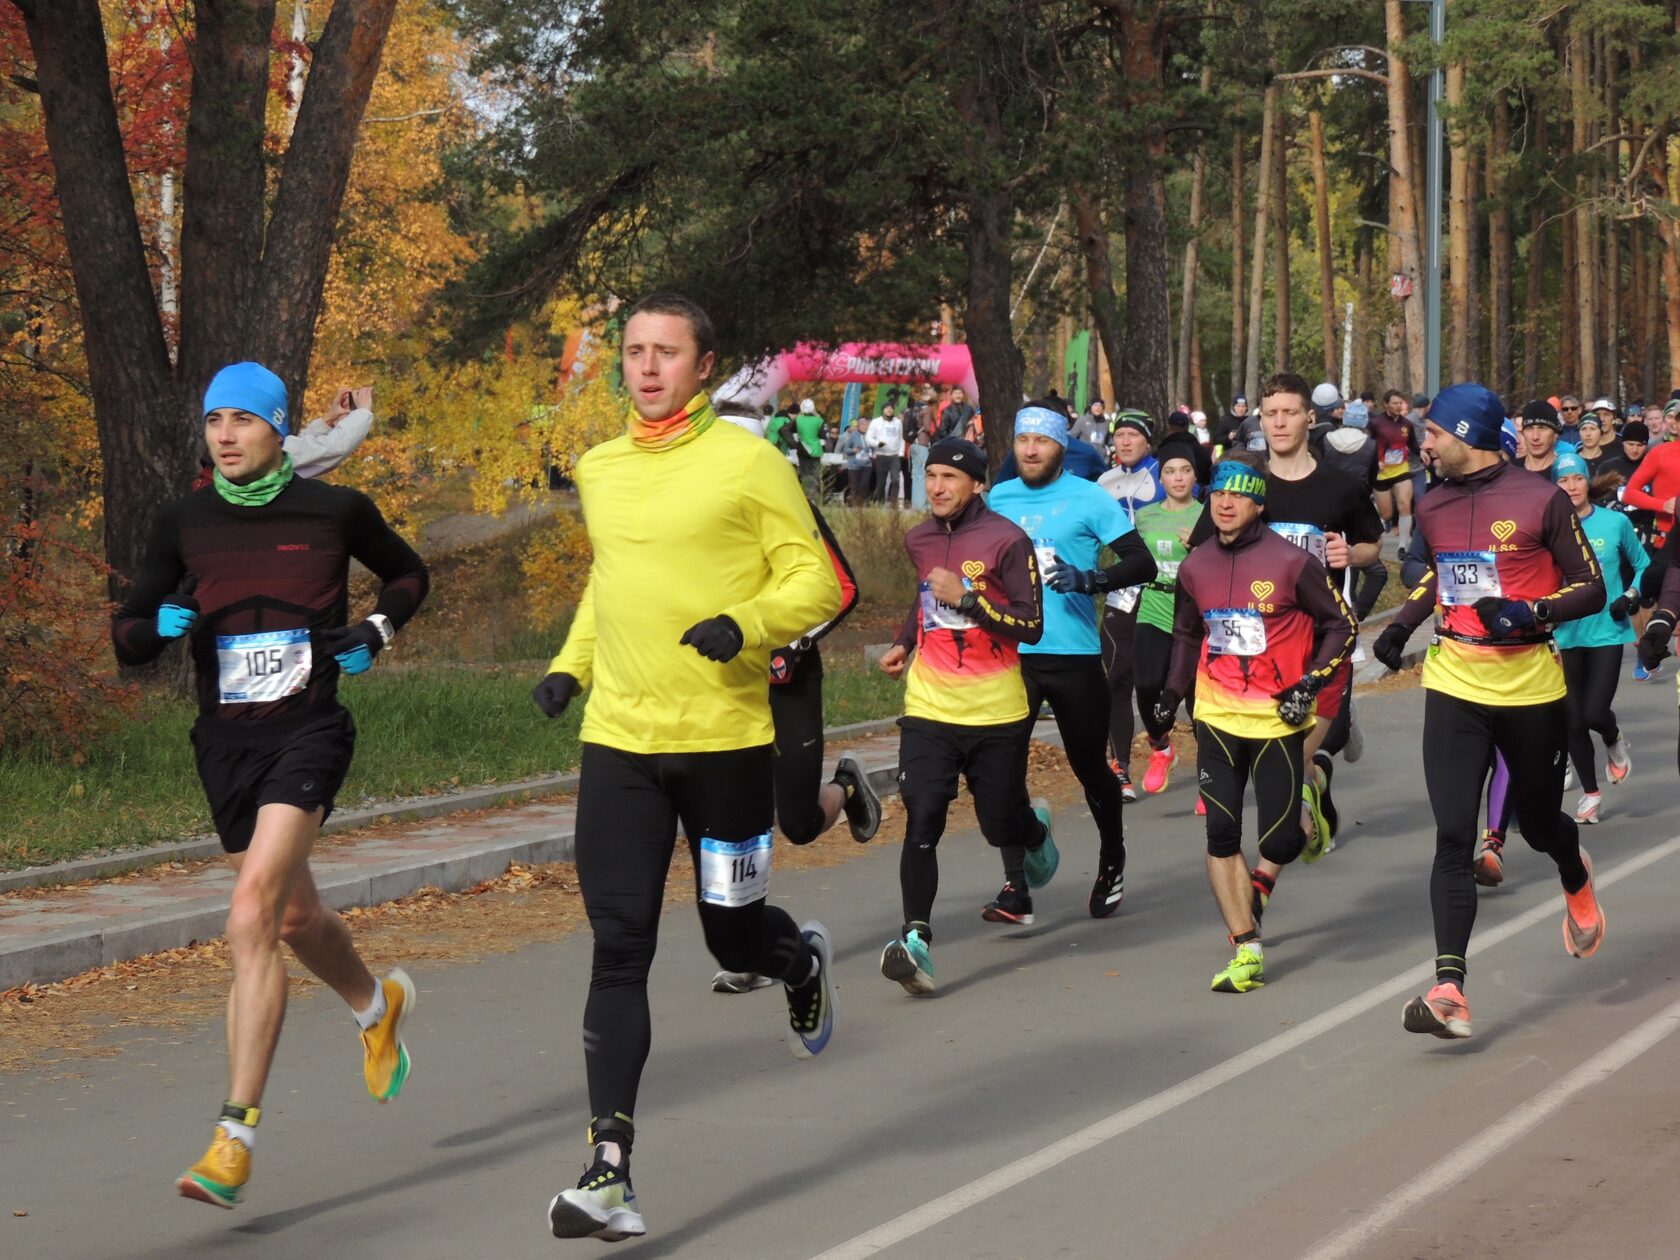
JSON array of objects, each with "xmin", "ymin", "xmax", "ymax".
[
  {"xmin": 1472, "ymin": 832, "xmax": 1504, "ymax": 887},
  {"xmin": 1402, "ymin": 982, "xmax": 1472, "ymax": 1039},
  {"xmin": 1143, "ymin": 745, "xmax": 1178, "ymax": 794},
  {"xmin": 1563, "ymin": 851, "xmax": 1605, "ymax": 958},
  {"xmin": 1195, "ymin": 795, "xmax": 1206, "ymax": 817}
]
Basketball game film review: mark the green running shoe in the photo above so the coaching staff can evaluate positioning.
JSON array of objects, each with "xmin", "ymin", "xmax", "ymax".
[
  {"xmin": 1023, "ymin": 797, "xmax": 1058, "ymax": 889},
  {"xmin": 1211, "ymin": 942, "xmax": 1266, "ymax": 993},
  {"xmin": 1299, "ymin": 781, "xmax": 1332, "ymax": 865},
  {"xmin": 880, "ymin": 926, "xmax": 935, "ymax": 996},
  {"xmin": 548, "ymin": 1160, "xmax": 645, "ymax": 1242}
]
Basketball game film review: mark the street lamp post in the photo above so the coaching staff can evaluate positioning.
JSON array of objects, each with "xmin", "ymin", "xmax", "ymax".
[{"xmin": 1406, "ymin": 0, "xmax": 1447, "ymax": 396}]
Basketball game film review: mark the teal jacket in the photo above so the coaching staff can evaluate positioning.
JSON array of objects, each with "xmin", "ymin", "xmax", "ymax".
[{"xmin": 1555, "ymin": 505, "xmax": 1649, "ymax": 650}]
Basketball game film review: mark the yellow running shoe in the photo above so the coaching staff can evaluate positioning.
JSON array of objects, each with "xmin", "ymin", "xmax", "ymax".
[
  {"xmin": 177, "ymin": 1128, "xmax": 251, "ymax": 1209},
  {"xmin": 361, "ymin": 968, "xmax": 416, "ymax": 1102},
  {"xmin": 1211, "ymin": 942, "xmax": 1266, "ymax": 993}
]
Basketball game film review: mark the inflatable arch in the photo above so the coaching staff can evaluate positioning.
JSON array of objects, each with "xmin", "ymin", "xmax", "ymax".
[{"xmin": 715, "ymin": 342, "xmax": 980, "ymax": 409}]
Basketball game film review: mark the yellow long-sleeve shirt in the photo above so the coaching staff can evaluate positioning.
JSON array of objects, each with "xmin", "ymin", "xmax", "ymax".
[{"xmin": 550, "ymin": 420, "xmax": 841, "ymax": 754}]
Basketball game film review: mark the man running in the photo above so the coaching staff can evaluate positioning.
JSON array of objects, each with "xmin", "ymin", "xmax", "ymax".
[
  {"xmin": 1373, "ymin": 383, "xmax": 1606, "ymax": 1041},
  {"xmin": 112, "ymin": 361, "xmax": 429, "ymax": 1209},
  {"xmin": 531, "ymin": 293, "xmax": 842, "ymax": 1242},
  {"xmin": 989, "ymin": 402, "xmax": 1156, "ymax": 920},
  {"xmin": 1158, "ymin": 454, "xmax": 1357, "ymax": 993},
  {"xmin": 1520, "ymin": 399, "xmax": 1564, "ymax": 479},
  {"xmin": 876, "ymin": 438, "xmax": 1050, "ymax": 994}
]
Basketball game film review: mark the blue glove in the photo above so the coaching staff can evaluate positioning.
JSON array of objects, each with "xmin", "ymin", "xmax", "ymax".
[
  {"xmin": 1046, "ymin": 560, "xmax": 1097, "ymax": 595},
  {"xmin": 156, "ymin": 594, "xmax": 199, "ymax": 640},
  {"xmin": 317, "ymin": 621, "xmax": 384, "ymax": 675},
  {"xmin": 1472, "ymin": 597, "xmax": 1536, "ymax": 637}
]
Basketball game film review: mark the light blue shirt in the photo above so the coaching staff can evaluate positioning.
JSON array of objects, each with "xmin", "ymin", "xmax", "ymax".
[
  {"xmin": 1554, "ymin": 506, "xmax": 1649, "ymax": 650},
  {"xmin": 989, "ymin": 472, "xmax": 1135, "ymax": 656}
]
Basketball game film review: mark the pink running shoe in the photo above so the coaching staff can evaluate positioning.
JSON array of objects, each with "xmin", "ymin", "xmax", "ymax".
[
  {"xmin": 1402, "ymin": 982, "xmax": 1472, "ymax": 1039},
  {"xmin": 1143, "ymin": 745, "xmax": 1178, "ymax": 795}
]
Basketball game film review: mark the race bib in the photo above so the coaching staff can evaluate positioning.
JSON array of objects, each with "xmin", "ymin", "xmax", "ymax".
[
  {"xmin": 1270, "ymin": 522, "xmax": 1328, "ymax": 565},
  {"xmin": 698, "ymin": 832, "xmax": 772, "ymax": 908},
  {"xmin": 216, "ymin": 629, "xmax": 311, "ymax": 705},
  {"xmin": 921, "ymin": 580, "xmax": 977, "ymax": 631},
  {"xmin": 1436, "ymin": 551, "xmax": 1502, "ymax": 606},
  {"xmin": 1383, "ymin": 446, "xmax": 1407, "ymax": 466},
  {"xmin": 1205, "ymin": 608, "xmax": 1267, "ymax": 657},
  {"xmin": 1033, "ymin": 539, "xmax": 1059, "ymax": 578},
  {"xmin": 1105, "ymin": 585, "xmax": 1142, "ymax": 613}
]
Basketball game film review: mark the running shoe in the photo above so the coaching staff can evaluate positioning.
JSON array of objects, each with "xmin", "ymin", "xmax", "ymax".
[
  {"xmin": 1606, "ymin": 738, "xmax": 1632, "ymax": 786},
  {"xmin": 981, "ymin": 881, "xmax": 1035, "ymax": 925},
  {"xmin": 1344, "ymin": 700, "xmax": 1365, "ymax": 763},
  {"xmin": 1312, "ymin": 751, "xmax": 1339, "ymax": 839},
  {"xmin": 1401, "ymin": 982, "xmax": 1472, "ymax": 1039},
  {"xmin": 711, "ymin": 970, "xmax": 772, "ymax": 994},
  {"xmin": 1142, "ymin": 744, "xmax": 1178, "ymax": 794},
  {"xmin": 1299, "ymin": 780, "xmax": 1332, "ymax": 864},
  {"xmin": 833, "ymin": 753, "xmax": 882, "ymax": 842},
  {"xmin": 1352, "ymin": 643, "xmax": 1367, "ymax": 665},
  {"xmin": 1562, "ymin": 762, "xmax": 1575, "ymax": 793},
  {"xmin": 785, "ymin": 921, "xmax": 837, "ymax": 1059},
  {"xmin": 361, "ymin": 968, "xmax": 416, "ymax": 1103},
  {"xmin": 1563, "ymin": 851, "xmax": 1605, "ymax": 958},
  {"xmin": 177, "ymin": 1128, "xmax": 250, "ymax": 1209},
  {"xmin": 1112, "ymin": 762, "xmax": 1139, "ymax": 803},
  {"xmin": 1022, "ymin": 798, "xmax": 1058, "ymax": 888},
  {"xmin": 1634, "ymin": 659, "xmax": 1661, "ymax": 682},
  {"xmin": 1574, "ymin": 791, "xmax": 1602, "ymax": 825},
  {"xmin": 880, "ymin": 927, "xmax": 935, "ymax": 995},
  {"xmin": 1211, "ymin": 942, "xmax": 1265, "ymax": 993},
  {"xmin": 1472, "ymin": 832, "xmax": 1505, "ymax": 888},
  {"xmin": 1195, "ymin": 795, "xmax": 1206, "ymax": 817},
  {"xmin": 1088, "ymin": 862, "xmax": 1124, "ymax": 919},
  {"xmin": 549, "ymin": 1161, "xmax": 645, "ymax": 1241}
]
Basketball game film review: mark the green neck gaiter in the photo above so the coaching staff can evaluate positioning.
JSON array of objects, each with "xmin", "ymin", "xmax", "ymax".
[{"xmin": 214, "ymin": 454, "xmax": 296, "ymax": 507}]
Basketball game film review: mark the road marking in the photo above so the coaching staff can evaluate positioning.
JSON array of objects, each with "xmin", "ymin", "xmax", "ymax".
[
  {"xmin": 808, "ymin": 834, "xmax": 1680, "ymax": 1260},
  {"xmin": 1298, "ymin": 992, "xmax": 1680, "ymax": 1260}
]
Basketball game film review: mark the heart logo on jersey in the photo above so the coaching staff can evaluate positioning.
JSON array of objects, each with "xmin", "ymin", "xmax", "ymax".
[
  {"xmin": 1491, "ymin": 519, "xmax": 1517, "ymax": 542},
  {"xmin": 1250, "ymin": 580, "xmax": 1275, "ymax": 601},
  {"xmin": 962, "ymin": 560, "xmax": 985, "ymax": 579}
]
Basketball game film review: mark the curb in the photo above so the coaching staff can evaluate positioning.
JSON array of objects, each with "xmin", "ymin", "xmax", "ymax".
[{"xmin": 0, "ymin": 717, "xmax": 903, "ymax": 896}]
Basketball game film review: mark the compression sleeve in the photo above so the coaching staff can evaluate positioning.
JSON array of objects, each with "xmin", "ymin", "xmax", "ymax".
[
  {"xmin": 1100, "ymin": 531, "xmax": 1158, "ymax": 590},
  {"xmin": 1538, "ymin": 492, "xmax": 1605, "ymax": 622},
  {"xmin": 968, "ymin": 533, "xmax": 1044, "ymax": 645},
  {"xmin": 717, "ymin": 452, "xmax": 841, "ymax": 651},
  {"xmin": 550, "ymin": 570, "xmax": 597, "ymax": 686},
  {"xmin": 1165, "ymin": 582, "xmax": 1203, "ymax": 697},
  {"xmin": 347, "ymin": 492, "xmax": 430, "ymax": 630},
  {"xmin": 111, "ymin": 504, "xmax": 186, "ymax": 667}
]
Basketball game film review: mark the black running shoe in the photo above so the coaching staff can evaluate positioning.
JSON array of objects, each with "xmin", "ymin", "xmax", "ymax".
[
  {"xmin": 549, "ymin": 1160, "xmax": 645, "ymax": 1241},
  {"xmin": 833, "ymin": 753, "xmax": 882, "ymax": 842},
  {"xmin": 1115, "ymin": 764, "xmax": 1138, "ymax": 804},
  {"xmin": 981, "ymin": 881, "xmax": 1034, "ymax": 925},
  {"xmin": 1313, "ymin": 750, "xmax": 1339, "ymax": 839},
  {"xmin": 1088, "ymin": 861, "xmax": 1124, "ymax": 919}
]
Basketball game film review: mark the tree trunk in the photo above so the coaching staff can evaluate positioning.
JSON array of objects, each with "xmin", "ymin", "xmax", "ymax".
[
  {"xmin": 1310, "ymin": 107, "xmax": 1337, "ymax": 380},
  {"xmin": 1523, "ymin": 202, "xmax": 1544, "ymax": 399},
  {"xmin": 1489, "ymin": 96, "xmax": 1514, "ymax": 397},
  {"xmin": 1246, "ymin": 84, "xmax": 1277, "ymax": 402},
  {"xmin": 1466, "ymin": 148, "xmax": 1482, "ymax": 381},
  {"xmin": 1664, "ymin": 138, "xmax": 1680, "ymax": 390},
  {"xmin": 1117, "ymin": 6, "xmax": 1172, "ymax": 422},
  {"xmin": 1385, "ymin": 0, "xmax": 1427, "ymax": 391},
  {"xmin": 1562, "ymin": 203, "xmax": 1579, "ymax": 390},
  {"xmin": 1175, "ymin": 71, "xmax": 1211, "ymax": 407},
  {"xmin": 1354, "ymin": 236, "xmax": 1372, "ymax": 392},
  {"xmin": 1604, "ymin": 44, "xmax": 1621, "ymax": 401},
  {"xmin": 1446, "ymin": 55, "xmax": 1470, "ymax": 381},
  {"xmin": 1570, "ymin": 17, "xmax": 1598, "ymax": 395},
  {"xmin": 1190, "ymin": 323, "xmax": 1204, "ymax": 412},
  {"xmin": 1272, "ymin": 101, "xmax": 1291, "ymax": 373},
  {"xmin": 1072, "ymin": 185, "xmax": 1126, "ymax": 414},
  {"xmin": 1230, "ymin": 130, "xmax": 1246, "ymax": 401}
]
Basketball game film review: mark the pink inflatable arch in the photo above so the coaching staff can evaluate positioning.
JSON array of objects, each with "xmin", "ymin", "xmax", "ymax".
[{"xmin": 715, "ymin": 342, "xmax": 979, "ymax": 409}]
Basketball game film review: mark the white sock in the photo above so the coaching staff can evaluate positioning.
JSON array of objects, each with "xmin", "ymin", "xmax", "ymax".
[
  {"xmin": 218, "ymin": 1118, "xmax": 256, "ymax": 1148},
  {"xmin": 352, "ymin": 980, "xmax": 388, "ymax": 1031}
]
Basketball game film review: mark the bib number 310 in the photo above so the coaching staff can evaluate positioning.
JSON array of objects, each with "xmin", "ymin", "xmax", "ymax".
[{"xmin": 699, "ymin": 832, "xmax": 773, "ymax": 908}]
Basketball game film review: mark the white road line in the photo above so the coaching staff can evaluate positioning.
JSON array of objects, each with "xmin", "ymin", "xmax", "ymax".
[
  {"xmin": 1298, "ymin": 992, "xmax": 1680, "ymax": 1260},
  {"xmin": 808, "ymin": 834, "xmax": 1680, "ymax": 1260}
]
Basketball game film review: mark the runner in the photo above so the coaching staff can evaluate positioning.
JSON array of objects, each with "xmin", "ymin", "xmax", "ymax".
[
  {"xmin": 1372, "ymin": 383, "xmax": 1606, "ymax": 1041},
  {"xmin": 1159, "ymin": 454, "xmax": 1356, "ymax": 992},
  {"xmin": 1635, "ymin": 538, "xmax": 1680, "ymax": 772},
  {"xmin": 1372, "ymin": 389, "xmax": 1421, "ymax": 545},
  {"xmin": 531, "ymin": 293, "xmax": 842, "ymax": 1242},
  {"xmin": 876, "ymin": 438, "xmax": 1052, "ymax": 993},
  {"xmin": 1621, "ymin": 415, "xmax": 1680, "ymax": 552},
  {"xmin": 1519, "ymin": 399, "xmax": 1563, "ymax": 479},
  {"xmin": 111, "ymin": 361, "xmax": 429, "ymax": 1209},
  {"xmin": 1097, "ymin": 411, "xmax": 1165, "ymax": 800},
  {"xmin": 989, "ymin": 402, "xmax": 1156, "ymax": 920},
  {"xmin": 1187, "ymin": 374, "xmax": 1384, "ymax": 920},
  {"xmin": 1553, "ymin": 452, "xmax": 1648, "ymax": 824}
]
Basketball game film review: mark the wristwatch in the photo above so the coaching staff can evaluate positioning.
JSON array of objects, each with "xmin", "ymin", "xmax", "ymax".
[
  {"xmin": 956, "ymin": 591, "xmax": 980, "ymax": 615},
  {"xmin": 368, "ymin": 613, "xmax": 396, "ymax": 647}
]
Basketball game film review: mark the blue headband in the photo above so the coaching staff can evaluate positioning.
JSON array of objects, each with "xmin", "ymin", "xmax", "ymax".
[
  {"xmin": 204, "ymin": 361, "xmax": 289, "ymax": 437},
  {"xmin": 1211, "ymin": 460, "xmax": 1266, "ymax": 504},
  {"xmin": 1014, "ymin": 405, "xmax": 1068, "ymax": 448}
]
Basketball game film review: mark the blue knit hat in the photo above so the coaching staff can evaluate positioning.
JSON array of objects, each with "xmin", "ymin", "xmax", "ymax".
[
  {"xmin": 204, "ymin": 362, "xmax": 289, "ymax": 437},
  {"xmin": 1014, "ymin": 404, "xmax": 1069, "ymax": 448},
  {"xmin": 1553, "ymin": 451, "xmax": 1589, "ymax": 481},
  {"xmin": 1428, "ymin": 383, "xmax": 1504, "ymax": 452}
]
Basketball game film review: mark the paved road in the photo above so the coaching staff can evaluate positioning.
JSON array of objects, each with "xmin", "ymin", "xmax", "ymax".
[{"xmin": 7, "ymin": 674, "xmax": 1680, "ymax": 1259}]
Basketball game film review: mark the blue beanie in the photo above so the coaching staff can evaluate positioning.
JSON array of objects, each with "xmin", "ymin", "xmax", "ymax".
[
  {"xmin": 204, "ymin": 362, "xmax": 289, "ymax": 437},
  {"xmin": 1428, "ymin": 383, "xmax": 1504, "ymax": 452},
  {"xmin": 1014, "ymin": 404, "xmax": 1069, "ymax": 448},
  {"xmin": 1553, "ymin": 451, "xmax": 1588, "ymax": 481}
]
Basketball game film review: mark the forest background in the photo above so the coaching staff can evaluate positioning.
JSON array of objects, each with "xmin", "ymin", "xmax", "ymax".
[{"xmin": 3, "ymin": 0, "xmax": 1679, "ymax": 859}]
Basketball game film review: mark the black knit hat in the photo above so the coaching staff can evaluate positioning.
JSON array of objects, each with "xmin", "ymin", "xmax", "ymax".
[
  {"xmin": 927, "ymin": 438, "xmax": 988, "ymax": 482},
  {"xmin": 1520, "ymin": 399, "xmax": 1561, "ymax": 431},
  {"xmin": 1155, "ymin": 432, "xmax": 1211, "ymax": 486}
]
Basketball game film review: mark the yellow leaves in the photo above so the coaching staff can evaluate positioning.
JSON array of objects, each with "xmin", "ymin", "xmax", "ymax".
[{"xmin": 520, "ymin": 510, "xmax": 594, "ymax": 631}]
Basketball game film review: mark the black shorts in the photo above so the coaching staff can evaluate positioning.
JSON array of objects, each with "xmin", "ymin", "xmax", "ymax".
[{"xmin": 191, "ymin": 707, "xmax": 357, "ymax": 853}]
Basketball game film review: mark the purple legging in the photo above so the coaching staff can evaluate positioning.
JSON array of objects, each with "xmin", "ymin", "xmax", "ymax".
[{"xmin": 1485, "ymin": 751, "xmax": 1513, "ymax": 838}]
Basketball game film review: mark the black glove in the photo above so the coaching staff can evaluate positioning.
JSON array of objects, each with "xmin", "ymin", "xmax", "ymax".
[
  {"xmin": 1607, "ymin": 589, "xmax": 1641, "ymax": 622},
  {"xmin": 1472, "ymin": 596, "xmax": 1536, "ymax": 637},
  {"xmin": 1152, "ymin": 689, "xmax": 1182, "ymax": 732},
  {"xmin": 317, "ymin": 620, "xmax": 384, "ymax": 675},
  {"xmin": 680, "ymin": 615, "xmax": 744, "ymax": 663},
  {"xmin": 531, "ymin": 671, "xmax": 580, "ymax": 718},
  {"xmin": 1637, "ymin": 614, "xmax": 1675, "ymax": 672},
  {"xmin": 1045, "ymin": 560, "xmax": 1097, "ymax": 596},
  {"xmin": 1372, "ymin": 622, "xmax": 1412, "ymax": 672},
  {"xmin": 1274, "ymin": 677, "xmax": 1323, "ymax": 728}
]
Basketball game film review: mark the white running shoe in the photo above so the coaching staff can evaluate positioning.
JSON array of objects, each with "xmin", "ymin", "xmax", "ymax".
[
  {"xmin": 1562, "ymin": 763, "xmax": 1576, "ymax": 793},
  {"xmin": 1574, "ymin": 792, "xmax": 1602, "ymax": 825},
  {"xmin": 1606, "ymin": 738, "xmax": 1632, "ymax": 785},
  {"xmin": 1352, "ymin": 643, "xmax": 1367, "ymax": 664},
  {"xmin": 1343, "ymin": 701, "xmax": 1365, "ymax": 764},
  {"xmin": 711, "ymin": 970, "xmax": 772, "ymax": 994}
]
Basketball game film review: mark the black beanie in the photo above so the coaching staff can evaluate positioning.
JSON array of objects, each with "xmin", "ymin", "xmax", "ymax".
[
  {"xmin": 1155, "ymin": 432, "xmax": 1211, "ymax": 486},
  {"xmin": 927, "ymin": 438, "xmax": 988, "ymax": 482}
]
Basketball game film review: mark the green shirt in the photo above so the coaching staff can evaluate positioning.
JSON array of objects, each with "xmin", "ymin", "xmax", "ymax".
[
  {"xmin": 795, "ymin": 411, "xmax": 825, "ymax": 458},
  {"xmin": 1134, "ymin": 499, "xmax": 1199, "ymax": 633}
]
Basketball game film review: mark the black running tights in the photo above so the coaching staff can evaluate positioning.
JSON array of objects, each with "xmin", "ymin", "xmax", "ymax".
[
  {"xmin": 1196, "ymin": 722, "xmax": 1306, "ymax": 864},
  {"xmin": 769, "ymin": 649, "xmax": 827, "ymax": 844},
  {"xmin": 1007, "ymin": 658, "xmax": 1123, "ymax": 877},
  {"xmin": 1560, "ymin": 644, "xmax": 1623, "ymax": 794},
  {"xmin": 1101, "ymin": 602, "xmax": 1139, "ymax": 761}
]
